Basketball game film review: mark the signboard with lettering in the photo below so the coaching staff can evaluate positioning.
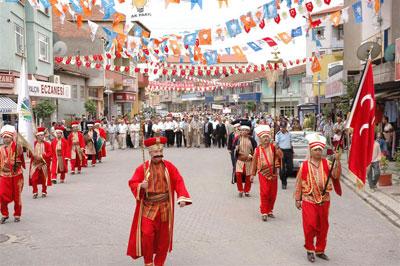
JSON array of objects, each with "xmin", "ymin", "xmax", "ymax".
[
  {"xmin": 27, "ymin": 80, "xmax": 71, "ymax": 99},
  {"xmin": 212, "ymin": 104, "xmax": 223, "ymax": 110},
  {"xmin": 325, "ymin": 61, "xmax": 344, "ymax": 98},
  {"xmin": 114, "ymin": 92, "xmax": 136, "ymax": 102},
  {"xmin": 0, "ymin": 74, "xmax": 15, "ymax": 88}
]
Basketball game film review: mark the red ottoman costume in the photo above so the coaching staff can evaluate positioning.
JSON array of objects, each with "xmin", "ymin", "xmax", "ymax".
[
  {"xmin": 51, "ymin": 126, "xmax": 70, "ymax": 183},
  {"xmin": 29, "ymin": 127, "xmax": 52, "ymax": 197},
  {"xmin": 127, "ymin": 137, "xmax": 192, "ymax": 266},
  {"xmin": 68, "ymin": 121, "xmax": 85, "ymax": 174},
  {"xmin": 0, "ymin": 125, "xmax": 25, "ymax": 221}
]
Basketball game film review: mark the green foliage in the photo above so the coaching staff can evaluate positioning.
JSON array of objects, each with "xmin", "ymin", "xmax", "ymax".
[
  {"xmin": 394, "ymin": 148, "xmax": 400, "ymax": 170},
  {"xmin": 380, "ymin": 156, "xmax": 389, "ymax": 174},
  {"xmin": 84, "ymin": 100, "xmax": 97, "ymax": 117},
  {"xmin": 337, "ymin": 80, "xmax": 358, "ymax": 115},
  {"xmin": 33, "ymin": 100, "xmax": 56, "ymax": 119},
  {"xmin": 245, "ymin": 102, "xmax": 256, "ymax": 112}
]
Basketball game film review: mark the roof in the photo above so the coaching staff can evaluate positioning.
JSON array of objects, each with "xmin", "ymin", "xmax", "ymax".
[
  {"xmin": 167, "ymin": 54, "xmax": 248, "ymax": 64},
  {"xmin": 219, "ymin": 64, "xmax": 306, "ymax": 83},
  {"xmin": 311, "ymin": 5, "xmax": 344, "ymax": 17}
]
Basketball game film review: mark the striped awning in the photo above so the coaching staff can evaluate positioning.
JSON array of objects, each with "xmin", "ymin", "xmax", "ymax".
[{"xmin": 0, "ymin": 97, "xmax": 17, "ymax": 114}]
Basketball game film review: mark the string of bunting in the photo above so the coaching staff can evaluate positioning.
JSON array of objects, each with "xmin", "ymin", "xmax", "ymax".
[
  {"xmin": 147, "ymin": 80, "xmax": 252, "ymax": 93},
  {"xmin": 54, "ymin": 54, "xmax": 316, "ymax": 77}
]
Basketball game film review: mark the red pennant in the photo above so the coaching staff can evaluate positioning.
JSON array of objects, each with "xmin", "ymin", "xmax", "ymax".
[
  {"xmin": 184, "ymin": 44, "xmax": 189, "ymax": 49},
  {"xmin": 124, "ymin": 66, "xmax": 130, "ymax": 72},
  {"xmin": 324, "ymin": 0, "xmax": 331, "ymax": 4},
  {"xmin": 259, "ymin": 19, "xmax": 265, "ymax": 29},
  {"xmin": 116, "ymin": 52, "xmax": 121, "ymax": 58},
  {"xmin": 274, "ymin": 15, "xmax": 281, "ymax": 24},
  {"xmin": 95, "ymin": 63, "xmax": 101, "ymax": 69},
  {"xmin": 172, "ymin": 69, "xmax": 177, "ymax": 76},
  {"xmin": 195, "ymin": 38, "xmax": 199, "ymax": 47},
  {"xmin": 75, "ymin": 56, "xmax": 81, "ymax": 62},
  {"xmin": 306, "ymin": 2, "xmax": 314, "ymax": 12},
  {"xmin": 77, "ymin": 61, "xmax": 82, "ymax": 67},
  {"xmin": 154, "ymin": 49, "xmax": 159, "ymax": 54},
  {"xmin": 106, "ymin": 65, "xmax": 111, "ymax": 70},
  {"xmin": 55, "ymin": 57, "xmax": 63, "ymax": 63},
  {"xmin": 115, "ymin": 66, "xmax": 120, "ymax": 71},
  {"xmin": 144, "ymin": 68, "xmax": 149, "ymax": 73},
  {"xmin": 181, "ymin": 70, "xmax": 186, "ymax": 76},
  {"xmin": 206, "ymin": 70, "xmax": 211, "ymax": 76},
  {"xmin": 85, "ymin": 62, "xmax": 91, "ymax": 68},
  {"xmin": 198, "ymin": 70, "xmax": 203, "ymax": 76},
  {"xmin": 134, "ymin": 67, "xmax": 140, "ymax": 73},
  {"xmin": 106, "ymin": 53, "xmax": 112, "ymax": 59},
  {"xmin": 153, "ymin": 69, "xmax": 158, "ymax": 74},
  {"xmin": 164, "ymin": 46, "xmax": 169, "ymax": 53},
  {"xmin": 143, "ymin": 49, "xmax": 149, "ymax": 55},
  {"xmin": 93, "ymin": 55, "xmax": 98, "ymax": 61},
  {"xmin": 289, "ymin": 8, "xmax": 297, "ymax": 18},
  {"xmin": 244, "ymin": 26, "xmax": 251, "ymax": 33},
  {"xmin": 162, "ymin": 69, "xmax": 168, "ymax": 75},
  {"xmin": 98, "ymin": 55, "xmax": 103, "ymax": 61}
]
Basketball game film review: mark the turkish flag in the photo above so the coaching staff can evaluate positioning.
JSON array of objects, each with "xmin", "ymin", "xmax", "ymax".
[{"xmin": 347, "ymin": 61, "xmax": 376, "ymax": 187}]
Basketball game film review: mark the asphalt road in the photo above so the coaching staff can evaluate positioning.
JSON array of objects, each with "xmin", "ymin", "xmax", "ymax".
[{"xmin": 0, "ymin": 147, "xmax": 399, "ymax": 266}]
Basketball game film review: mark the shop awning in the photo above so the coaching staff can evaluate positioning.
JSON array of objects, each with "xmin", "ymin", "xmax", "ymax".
[{"xmin": 0, "ymin": 97, "xmax": 17, "ymax": 114}]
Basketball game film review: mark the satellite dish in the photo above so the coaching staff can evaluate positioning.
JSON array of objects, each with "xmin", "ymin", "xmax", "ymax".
[
  {"xmin": 357, "ymin": 41, "xmax": 381, "ymax": 61},
  {"xmin": 53, "ymin": 41, "xmax": 68, "ymax": 56},
  {"xmin": 384, "ymin": 44, "xmax": 395, "ymax": 62}
]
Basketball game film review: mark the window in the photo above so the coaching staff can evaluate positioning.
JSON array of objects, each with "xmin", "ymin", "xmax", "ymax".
[
  {"xmin": 89, "ymin": 88, "xmax": 98, "ymax": 98},
  {"xmin": 80, "ymin": 86, "xmax": 85, "ymax": 100},
  {"xmin": 71, "ymin": 85, "xmax": 78, "ymax": 99},
  {"xmin": 337, "ymin": 24, "xmax": 344, "ymax": 40},
  {"xmin": 15, "ymin": 24, "xmax": 24, "ymax": 55},
  {"xmin": 38, "ymin": 33, "xmax": 49, "ymax": 62},
  {"xmin": 314, "ymin": 27, "xmax": 325, "ymax": 40}
]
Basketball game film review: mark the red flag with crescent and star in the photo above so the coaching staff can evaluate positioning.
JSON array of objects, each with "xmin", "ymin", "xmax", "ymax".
[{"xmin": 346, "ymin": 60, "xmax": 376, "ymax": 187}]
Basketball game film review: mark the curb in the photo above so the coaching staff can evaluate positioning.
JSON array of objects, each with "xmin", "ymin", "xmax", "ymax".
[{"xmin": 341, "ymin": 166, "xmax": 400, "ymax": 229}]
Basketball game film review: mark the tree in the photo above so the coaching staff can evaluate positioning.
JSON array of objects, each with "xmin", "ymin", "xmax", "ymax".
[
  {"xmin": 336, "ymin": 80, "xmax": 357, "ymax": 116},
  {"xmin": 33, "ymin": 100, "xmax": 56, "ymax": 120},
  {"xmin": 84, "ymin": 100, "xmax": 97, "ymax": 117},
  {"xmin": 245, "ymin": 102, "xmax": 256, "ymax": 112}
]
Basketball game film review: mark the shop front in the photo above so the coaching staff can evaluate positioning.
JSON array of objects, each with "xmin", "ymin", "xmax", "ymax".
[
  {"xmin": 114, "ymin": 92, "xmax": 136, "ymax": 118},
  {"xmin": 0, "ymin": 73, "xmax": 18, "ymax": 125}
]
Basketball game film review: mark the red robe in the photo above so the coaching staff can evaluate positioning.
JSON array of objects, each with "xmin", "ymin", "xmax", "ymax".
[
  {"xmin": 67, "ymin": 131, "xmax": 85, "ymax": 160},
  {"xmin": 29, "ymin": 141, "xmax": 52, "ymax": 186},
  {"xmin": 50, "ymin": 138, "xmax": 70, "ymax": 177},
  {"xmin": 99, "ymin": 127, "xmax": 107, "ymax": 157},
  {"xmin": 127, "ymin": 160, "xmax": 192, "ymax": 259}
]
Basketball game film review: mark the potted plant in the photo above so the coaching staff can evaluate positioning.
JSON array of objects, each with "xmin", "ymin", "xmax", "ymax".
[{"xmin": 379, "ymin": 156, "xmax": 392, "ymax": 186}]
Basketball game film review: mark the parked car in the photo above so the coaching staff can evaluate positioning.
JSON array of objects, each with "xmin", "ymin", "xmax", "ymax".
[{"xmin": 291, "ymin": 131, "xmax": 327, "ymax": 175}]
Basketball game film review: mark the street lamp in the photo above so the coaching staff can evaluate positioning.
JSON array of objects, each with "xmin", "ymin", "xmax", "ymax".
[
  {"xmin": 288, "ymin": 92, "xmax": 293, "ymax": 117},
  {"xmin": 317, "ymin": 73, "xmax": 324, "ymax": 115},
  {"xmin": 104, "ymin": 87, "xmax": 113, "ymax": 121}
]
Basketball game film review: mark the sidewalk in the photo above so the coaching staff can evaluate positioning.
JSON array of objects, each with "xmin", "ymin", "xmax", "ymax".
[{"xmin": 340, "ymin": 152, "xmax": 400, "ymax": 228}]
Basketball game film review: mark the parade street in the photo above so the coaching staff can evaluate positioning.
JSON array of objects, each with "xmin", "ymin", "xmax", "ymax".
[{"xmin": 0, "ymin": 147, "xmax": 399, "ymax": 266}]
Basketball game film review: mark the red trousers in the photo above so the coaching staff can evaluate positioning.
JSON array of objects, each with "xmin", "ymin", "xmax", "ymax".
[
  {"xmin": 70, "ymin": 157, "xmax": 82, "ymax": 172},
  {"xmin": 32, "ymin": 171, "xmax": 47, "ymax": 194},
  {"xmin": 51, "ymin": 172, "xmax": 66, "ymax": 181},
  {"xmin": 88, "ymin": 155, "xmax": 96, "ymax": 165},
  {"xmin": 236, "ymin": 165, "xmax": 251, "ymax": 193},
  {"xmin": 82, "ymin": 155, "xmax": 88, "ymax": 167},
  {"xmin": 302, "ymin": 201, "xmax": 330, "ymax": 253},
  {"xmin": 141, "ymin": 213, "xmax": 170, "ymax": 266},
  {"xmin": 259, "ymin": 174, "xmax": 277, "ymax": 215},
  {"xmin": 0, "ymin": 175, "xmax": 23, "ymax": 218}
]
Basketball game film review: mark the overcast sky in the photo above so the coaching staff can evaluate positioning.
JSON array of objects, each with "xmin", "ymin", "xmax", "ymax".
[{"xmin": 115, "ymin": 0, "xmax": 343, "ymax": 64}]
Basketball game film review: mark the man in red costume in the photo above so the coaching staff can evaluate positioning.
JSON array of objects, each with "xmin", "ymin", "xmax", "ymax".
[
  {"xmin": 295, "ymin": 133, "xmax": 342, "ymax": 262},
  {"xmin": 29, "ymin": 127, "xmax": 52, "ymax": 199},
  {"xmin": 251, "ymin": 125, "xmax": 283, "ymax": 221},
  {"xmin": 51, "ymin": 126, "xmax": 70, "ymax": 184},
  {"xmin": 232, "ymin": 121, "xmax": 257, "ymax": 197},
  {"xmin": 68, "ymin": 121, "xmax": 85, "ymax": 174},
  {"xmin": 0, "ymin": 125, "xmax": 25, "ymax": 223},
  {"xmin": 94, "ymin": 120, "xmax": 106, "ymax": 163},
  {"xmin": 127, "ymin": 136, "xmax": 192, "ymax": 266}
]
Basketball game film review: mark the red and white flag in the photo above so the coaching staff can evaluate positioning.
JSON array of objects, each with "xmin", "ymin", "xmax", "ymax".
[{"xmin": 346, "ymin": 61, "xmax": 376, "ymax": 187}]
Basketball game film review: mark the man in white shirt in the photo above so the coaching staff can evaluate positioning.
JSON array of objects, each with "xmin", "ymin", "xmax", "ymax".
[
  {"xmin": 129, "ymin": 120, "xmax": 141, "ymax": 149},
  {"xmin": 107, "ymin": 120, "xmax": 117, "ymax": 150},
  {"xmin": 367, "ymin": 137, "xmax": 382, "ymax": 191},
  {"xmin": 164, "ymin": 115, "xmax": 175, "ymax": 147},
  {"xmin": 118, "ymin": 120, "xmax": 128, "ymax": 150}
]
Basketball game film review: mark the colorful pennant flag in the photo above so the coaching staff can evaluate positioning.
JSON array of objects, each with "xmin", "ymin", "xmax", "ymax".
[
  {"xmin": 262, "ymin": 37, "xmax": 278, "ymax": 47},
  {"xmin": 311, "ymin": 56, "xmax": 321, "ymax": 73},
  {"xmin": 39, "ymin": 0, "xmax": 51, "ymax": 8},
  {"xmin": 184, "ymin": 33, "xmax": 197, "ymax": 47},
  {"xmin": 102, "ymin": 27, "xmax": 117, "ymax": 51},
  {"xmin": 214, "ymin": 26, "xmax": 226, "ymax": 42},
  {"xmin": 278, "ymin": 32, "xmax": 292, "ymax": 44},
  {"xmin": 247, "ymin": 42, "xmax": 262, "ymax": 52},
  {"xmin": 352, "ymin": 1, "xmax": 363, "ymax": 24},
  {"xmin": 165, "ymin": 0, "xmax": 180, "ymax": 8},
  {"xmin": 191, "ymin": 0, "xmax": 202, "ymax": 9},
  {"xmin": 240, "ymin": 13, "xmax": 256, "ymax": 33},
  {"xmin": 264, "ymin": 1, "xmax": 278, "ymax": 19},
  {"xmin": 226, "ymin": 19, "xmax": 242, "ymax": 38},
  {"xmin": 330, "ymin": 10, "xmax": 341, "ymax": 27},
  {"xmin": 291, "ymin": 26, "xmax": 303, "ymax": 37},
  {"xmin": 305, "ymin": 2, "xmax": 314, "ymax": 12},
  {"xmin": 204, "ymin": 50, "xmax": 218, "ymax": 65},
  {"xmin": 225, "ymin": 47, "xmax": 231, "ymax": 55},
  {"xmin": 232, "ymin": 46, "xmax": 245, "ymax": 58},
  {"xmin": 289, "ymin": 8, "xmax": 297, "ymax": 18},
  {"xmin": 218, "ymin": 0, "xmax": 229, "ymax": 8},
  {"xmin": 198, "ymin": 29, "xmax": 212, "ymax": 45}
]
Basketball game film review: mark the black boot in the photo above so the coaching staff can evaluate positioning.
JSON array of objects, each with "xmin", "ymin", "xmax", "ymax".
[
  {"xmin": 1, "ymin": 216, "xmax": 9, "ymax": 224},
  {"xmin": 316, "ymin": 253, "xmax": 329, "ymax": 261},
  {"xmin": 307, "ymin": 252, "xmax": 315, "ymax": 263}
]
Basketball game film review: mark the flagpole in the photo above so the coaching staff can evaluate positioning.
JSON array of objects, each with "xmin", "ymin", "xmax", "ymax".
[{"xmin": 322, "ymin": 56, "xmax": 372, "ymax": 195}]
